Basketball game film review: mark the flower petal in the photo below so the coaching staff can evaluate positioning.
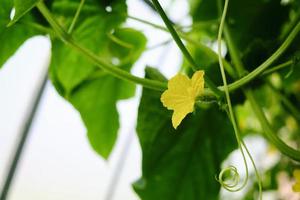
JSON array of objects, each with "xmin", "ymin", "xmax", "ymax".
[
  {"xmin": 160, "ymin": 70, "xmax": 205, "ymax": 129},
  {"xmin": 293, "ymin": 183, "xmax": 300, "ymax": 192},
  {"xmin": 168, "ymin": 74, "xmax": 191, "ymax": 94},
  {"xmin": 294, "ymin": 169, "xmax": 300, "ymax": 181},
  {"xmin": 191, "ymin": 70, "xmax": 205, "ymax": 97},
  {"xmin": 161, "ymin": 90, "xmax": 192, "ymax": 110},
  {"xmin": 171, "ymin": 101, "xmax": 194, "ymax": 129}
]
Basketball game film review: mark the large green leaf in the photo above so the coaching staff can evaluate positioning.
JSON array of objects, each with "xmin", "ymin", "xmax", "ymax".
[
  {"xmin": 67, "ymin": 27, "xmax": 144, "ymax": 157},
  {"xmin": 49, "ymin": 0, "xmax": 147, "ymax": 158},
  {"xmin": 0, "ymin": 0, "xmax": 40, "ymax": 68},
  {"xmin": 69, "ymin": 77, "xmax": 128, "ymax": 158},
  {"xmin": 67, "ymin": 28, "xmax": 146, "ymax": 159},
  {"xmin": 133, "ymin": 68, "xmax": 236, "ymax": 200}
]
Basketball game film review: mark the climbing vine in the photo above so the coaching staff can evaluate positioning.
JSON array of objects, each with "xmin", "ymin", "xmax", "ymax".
[{"xmin": 1, "ymin": 0, "xmax": 300, "ymax": 199}]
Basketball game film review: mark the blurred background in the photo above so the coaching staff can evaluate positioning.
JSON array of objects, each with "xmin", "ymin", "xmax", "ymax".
[
  {"xmin": 0, "ymin": 1, "xmax": 184, "ymax": 199},
  {"xmin": 1, "ymin": 0, "xmax": 299, "ymax": 200}
]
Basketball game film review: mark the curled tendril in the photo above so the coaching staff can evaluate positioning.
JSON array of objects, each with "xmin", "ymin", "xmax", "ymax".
[
  {"xmin": 216, "ymin": 139, "xmax": 250, "ymax": 193},
  {"xmin": 216, "ymin": 0, "xmax": 262, "ymax": 199},
  {"xmin": 216, "ymin": 141, "xmax": 262, "ymax": 199},
  {"xmin": 217, "ymin": 166, "xmax": 240, "ymax": 190}
]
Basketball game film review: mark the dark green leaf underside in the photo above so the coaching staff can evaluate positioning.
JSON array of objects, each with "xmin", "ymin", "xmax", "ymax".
[{"xmin": 134, "ymin": 68, "xmax": 236, "ymax": 200}]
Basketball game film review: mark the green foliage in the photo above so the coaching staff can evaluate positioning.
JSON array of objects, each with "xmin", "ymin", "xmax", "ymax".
[
  {"xmin": 189, "ymin": 0, "xmax": 290, "ymax": 70},
  {"xmin": 0, "ymin": 0, "xmax": 41, "ymax": 68},
  {"xmin": 1, "ymin": 0, "xmax": 300, "ymax": 199},
  {"xmin": 2, "ymin": 0, "xmax": 147, "ymax": 159},
  {"xmin": 133, "ymin": 68, "xmax": 236, "ymax": 200},
  {"xmin": 50, "ymin": 0, "xmax": 127, "ymax": 92},
  {"xmin": 9, "ymin": 0, "xmax": 40, "ymax": 25},
  {"xmin": 49, "ymin": 0, "xmax": 146, "ymax": 158},
  {"xmin": 67, "ymin": 28, "xmax": 146, "ymax": 158},
  {"xmin": 70, "ymin": 76, "xmax": 131, "ymax": 158},
  {"xmin": 47, "ymin": 0, "xmax": 147, "ymax": 158}
]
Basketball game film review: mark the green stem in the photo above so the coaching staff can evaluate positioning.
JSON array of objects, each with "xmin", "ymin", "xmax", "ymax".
[
  {"xmin": 69, "ymin": 41, "xmax": 167, "ymax": 91},
  {"xmin": 217, "ymin": 0, "xmax": 261, "ymax": 196},
  {"xmin": 21, "ymin": 21, "xmax": 55, "ymax": 35},
  {"xmin": 127, "ymin": 14, "xmax": 300, "ymax": 92},
  {"xmin": 280, "ymin": 11, "xmax": 300, "ymax": 41},
  {"xmin": 37, "ymin": 2, "xmax": 167, "ymax": 91},
  {"xmin": 177, "ymin": 18, "xmax": 220, "ymax": 30},
  {"xmin": 146, "ymin": 39, "xmax": 173, "ymax": 50},
  {"xmin": 127, "ymin": 15, "xmax": 237, "ymax": 78},
  {"xmin": 127, "ymin": 15, "xmax": 166, "ymax": 31},
  {"xmin": 228, "ymin": 21, "xmax": 300, "ymax": 90},
  {"xmin": 107, "ymin": 33, "xmax": 133, "ymax": 49},
  {"xmin": 220, "ymin": 3, "xmax": 300, "ymax": 162},
  {"xmin": 223, "ymin": 25, "xmax": 246, "ymax": 76},
  {"xmin": 217, "ymin": 0, "xmax": 238, "ymax": 145},
  {"xmin": 261, "ymin": 60, "xmax": 293, "ymax": 76},
  {"xmin": 149, "ymin": 1, "xmax": 198, "ymax": 70},
  {"xmin": 68, "ymin": 0, "xmax": 85, "ymax": 34},
  {"xmin": 178, "ymin": 33, "xmax": 237, "ymax": 78},
  {"xmin": 245, "ymin": 90, "xmax": 300, "ymax": 161},
  {"xmin": 150, "ymin": 0, "xmax": 223, "ymax": 98},
  {"xmin": 36, "ymin": 1, "xmax": 300, "ymax": 100},
  {"xmin": 149, "ymin": 0, "xmax": 197, "ymax": 71}
]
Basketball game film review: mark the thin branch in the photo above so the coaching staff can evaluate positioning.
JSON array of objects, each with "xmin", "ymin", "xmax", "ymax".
[
  {"xmin": 37, "ymin": 2, "xmax": 167, "ymax": 92},
  {"xmin": 151, "ymin": 0, "xmax": 222, "ymax": 97},
  {"xmin": 68, "ymin": 0, "xmax": 85, "ymax": 34}
]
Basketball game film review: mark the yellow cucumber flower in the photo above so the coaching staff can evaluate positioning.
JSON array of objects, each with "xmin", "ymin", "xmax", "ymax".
[
  {"xmin": 160, "ymin": 70, "xmax": 205, "ymax": 129},
  {"xmin": 293, "ymin": 169, "xmax": 300, "ymax": 192}
]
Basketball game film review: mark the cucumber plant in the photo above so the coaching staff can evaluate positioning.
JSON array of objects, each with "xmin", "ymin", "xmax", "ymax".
[{"xmin": 1, "ymin": 0, "xmax": 300, "ymax": 199}]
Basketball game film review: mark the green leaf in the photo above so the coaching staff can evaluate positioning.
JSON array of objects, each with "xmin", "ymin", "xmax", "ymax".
[
  {"xmin": 108, "ymin": 28, "xmax": 148, "ymax": 64},
  {"xmin": 189, "ymin": 0, "xmax": 291, "ymax": 70},
  {"xmin": 9, "ymin": 0, "xmax": 41, "ymax": 26},
  {"xmin": 69, "ymin": 77, "xmax": 126, "ymax": 158},
  {"xmin": 49, "ymin": 0, "xmax": 147, "ymax": 158},
  {"xmin": 67, "ymin": 27, "xmax": 147, "ymax": 157},
  {"xmin": 51, "ymin": 29, "xmax": 146, "ymax": 158},
  {"xmin": 49, "ymin": 0, "xmax": 126, "ymax": 104},
  {"xmin": 0, "ymin": 0, "xmax": 41, "ymax": 68},
  {"xmin": 0, "ymin": 0, "xmax": 12, "ymax": 27},
  {"xmin": 133, "ymin": 68, "xmax": 236, "ymax": 200},
  {"xmin": 50, "ymin": 0, "xmax": 127, "ymax": 92}
]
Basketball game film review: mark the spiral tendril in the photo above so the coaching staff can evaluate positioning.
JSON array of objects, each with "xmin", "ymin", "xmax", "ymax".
[
  {"xmin": 217, "ymin": 166, "xmax": 240, "ymax": 189},
  {"xmin": 216, "ymin": 140, "xmax": 249, "ymax": 193},
  {"xmin": 216, "ymin": 0, "xmax": 262, "ymax": 199}
]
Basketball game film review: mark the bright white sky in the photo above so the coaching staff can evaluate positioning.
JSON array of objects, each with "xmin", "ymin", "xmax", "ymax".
[{"xmin": 0, "ymin": 1, "xmax": 187, "ymax": 199}]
